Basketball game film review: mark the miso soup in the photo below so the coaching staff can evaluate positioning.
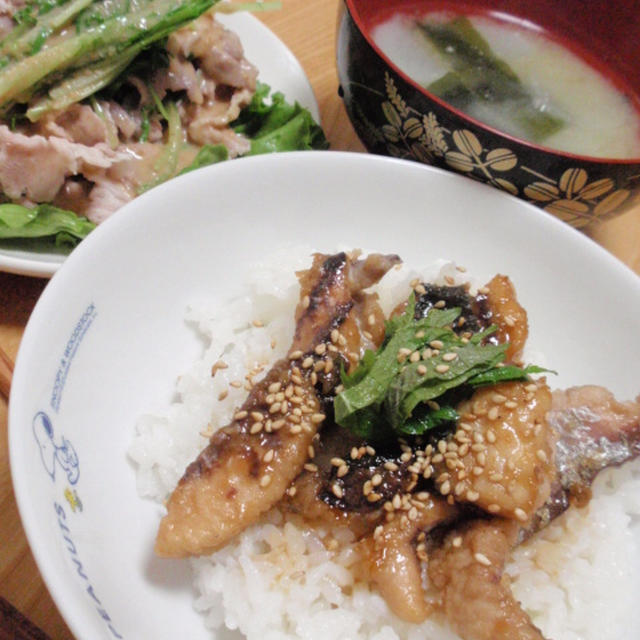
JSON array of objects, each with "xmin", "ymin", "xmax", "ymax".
[{"xmin": 372, "ymin": 11, "xmax": 640, "ymax": 159}]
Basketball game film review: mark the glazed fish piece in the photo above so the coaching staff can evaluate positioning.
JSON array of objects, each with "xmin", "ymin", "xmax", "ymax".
[
  {"xmin": 413, "ymin": 274, "xmax": 529, "ymax": 362},
  {"xmin": 283, "ymin": 422, "xmax": 408, "ymax": 538},
  {"xmin": 361, "ymin": 493, "xmax": 458, "ymax": 623},
  {"xmin": 525, "ymin": 384, "xmax": 640, "ymax": 535},
  {"xmin": 155, "ymin": 251, "xmax": 399, "ymax": 557},
  {"xmin": 428, "ymin": 384, "xmax": 640, "ymax": 640},
  {"xmin": 427, "ymin": 518, "xmax": 548, "ymax": 640},
  {"xmin": 429, "ymin": 379, "xmax": 556, "ymax": 523},
  {"xmin": 550, "ymin": 385, "xmax": 640, "ymax": 497}
]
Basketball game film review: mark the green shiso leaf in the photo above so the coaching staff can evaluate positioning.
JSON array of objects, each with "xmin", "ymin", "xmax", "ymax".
[{"xmin": 334, "ymin": 297, "xmax": 551, "ymax": 441}]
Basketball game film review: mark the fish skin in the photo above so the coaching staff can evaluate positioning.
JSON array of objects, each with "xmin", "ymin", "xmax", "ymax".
[{"xmin": 524, "ymin": 385, "xmax": 640, "ymax": 538}]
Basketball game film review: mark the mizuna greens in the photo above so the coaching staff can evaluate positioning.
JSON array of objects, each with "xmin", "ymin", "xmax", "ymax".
[
  {"xmin": 0, "ymin": 0, "xmax": 221, "ymax": 115},
  {"xmin": 334, "ymin": 295, "xmax": 548, "ymax": 441}
]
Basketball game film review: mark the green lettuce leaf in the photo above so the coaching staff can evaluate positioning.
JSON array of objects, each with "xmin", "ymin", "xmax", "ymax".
[
  {"xmin": 0, "ymin": 202, "xmax": 95, "ymax": 245},
  {"xmin": 178, "ymin": 144, "xmax": 229, "ymax": 175},
  {"xmin": 232, "ymin": 82, "xmax": 329, "ymax": 153}
]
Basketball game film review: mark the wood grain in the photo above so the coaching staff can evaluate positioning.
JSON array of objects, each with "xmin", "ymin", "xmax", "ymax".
[
  {"xmin": 0, "ymin": 0, "xmax": 638, "ymax": 638},
  {"xmin": 0, "ymin": 346, "xmax": 12, "ymax": 401},
  {"xmin": 0, "ymin": 596, "xmax": 53, "ymax": 640}
]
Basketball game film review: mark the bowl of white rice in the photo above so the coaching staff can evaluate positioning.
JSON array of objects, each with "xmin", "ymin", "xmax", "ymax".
[{"xmin": 9, "ymin": 151, "xmax": 640, "ymax": 640}]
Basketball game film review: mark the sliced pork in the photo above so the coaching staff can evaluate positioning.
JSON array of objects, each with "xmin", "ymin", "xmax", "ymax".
[{"xmin": 1, "ymin": 12, "xmax": 259, "ymax": 223}]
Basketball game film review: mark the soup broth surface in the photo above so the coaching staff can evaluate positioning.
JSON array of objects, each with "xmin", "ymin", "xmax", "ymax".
[{"xmin": 372, "ymin": 11, "xmax": 640, "ymax": 159}]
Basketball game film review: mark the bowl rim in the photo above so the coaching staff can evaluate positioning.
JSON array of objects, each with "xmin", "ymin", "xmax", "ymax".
[{"xmin": 342, "ymin": 0, "xmax": 640, "ymax": 164}]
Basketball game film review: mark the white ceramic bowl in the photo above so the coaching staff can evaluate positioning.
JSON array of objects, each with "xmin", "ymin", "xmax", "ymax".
[{"xmin": 9, "ymin": 151, "xmax": 640, "ymax": 639}]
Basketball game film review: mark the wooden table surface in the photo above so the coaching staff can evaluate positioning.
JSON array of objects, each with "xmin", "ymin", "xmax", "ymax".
[{"xmin": 1, "ymin": 0, "xmax": 639, "ymax": 637}]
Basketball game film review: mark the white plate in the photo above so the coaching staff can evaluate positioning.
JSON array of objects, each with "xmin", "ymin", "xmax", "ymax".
[
  {"xmin": 0, "ymin": 11, "xmax": 319, "ymax": 279},
  {"xmin": 9, "ymin": 151, "xmax": 640, "ymax": 640}
]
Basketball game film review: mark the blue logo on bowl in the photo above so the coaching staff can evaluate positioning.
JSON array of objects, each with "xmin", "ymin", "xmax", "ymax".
[
  {"xmin": 32, "ymin": 303, "xmax": 123, "ymax": 639},
  {"xmin": 32, "ymin": 411, "xmax": 79, "ymax": 485}
]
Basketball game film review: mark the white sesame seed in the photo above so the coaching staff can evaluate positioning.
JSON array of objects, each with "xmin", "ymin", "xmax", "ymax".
[
  {"xmin": 514, "ymin": 507, "xmax": 528, "ymax": 522},
  {"xmin": 474, "ymin": 552, "xmax": 492, "ymax": 566}
]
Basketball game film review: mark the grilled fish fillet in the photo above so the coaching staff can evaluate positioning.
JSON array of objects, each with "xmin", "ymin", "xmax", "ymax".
[{"xmin": 155, "ymin": 251, "xmax": 400, "ymax": 557}]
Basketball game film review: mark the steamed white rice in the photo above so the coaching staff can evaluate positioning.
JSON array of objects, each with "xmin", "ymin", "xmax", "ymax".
[{"xmin": 129, "ymin": 247, "xmax": 640, "ymax": 640}]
